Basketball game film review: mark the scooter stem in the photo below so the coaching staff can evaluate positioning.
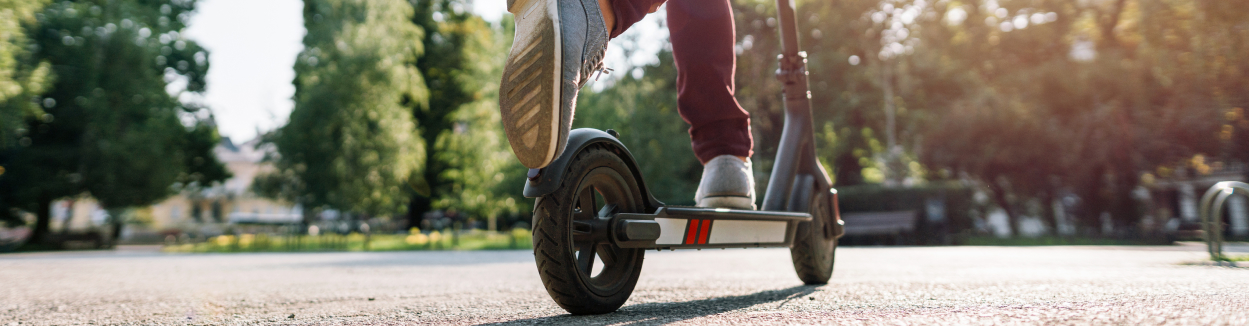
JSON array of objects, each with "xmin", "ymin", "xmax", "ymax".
[
  {"xmin": 775, "ymin": 0, "xmax": 802, "ymax": 56},
  {"xmin": 761, "ymin": 0, "xmax": 831, "ymax": 212}
]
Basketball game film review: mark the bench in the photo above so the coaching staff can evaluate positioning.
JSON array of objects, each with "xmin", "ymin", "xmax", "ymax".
[{"xmin": 841, "ymin": 210, "xmax": 918, "ymax": 236}]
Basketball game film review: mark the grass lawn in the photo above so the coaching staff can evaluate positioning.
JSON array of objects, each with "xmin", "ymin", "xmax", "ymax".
[
  {"xmin": 1213, "ymin": 254, "xmax": 1249, "ymax": 262},
  {"xmin": 162, "ymin": 228, "xmax": 533, "ymax": 253}
]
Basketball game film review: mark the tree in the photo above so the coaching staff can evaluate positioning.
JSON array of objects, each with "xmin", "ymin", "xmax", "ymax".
[
  {"xmin": 407, "ymin": 0, "xmax": 509, "ymax": 227},
  {"xmin": 0, "ymin": 0, "xmax": 226, "ymax": 244},
  {"xmin": 0, "ymin": 0, "xmax": 52, "ymax": 148},
  {"xmin": 0, "ymin": 0, "xmax": 52, "ymax": 227},
  {"xmin": 268, "ymin": 0, "xmax": 423, "ymax": 222},
  {"xmin": 423, "ymin": 13, "xmax": 531, "ymax": 228},
  {"xmin": 910, "ymin": 0, "xmax": 1234, "ymax": 236}
]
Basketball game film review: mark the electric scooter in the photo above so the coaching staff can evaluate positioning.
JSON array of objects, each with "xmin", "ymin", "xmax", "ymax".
[{"xmin": 519, "ymin": 0, "xmax": 844, "ymax": 315}]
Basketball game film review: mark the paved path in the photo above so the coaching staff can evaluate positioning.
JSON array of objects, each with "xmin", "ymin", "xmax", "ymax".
[{"xmin": 2, "ymin": 244, "xmax": 1247, "ymax": 325}]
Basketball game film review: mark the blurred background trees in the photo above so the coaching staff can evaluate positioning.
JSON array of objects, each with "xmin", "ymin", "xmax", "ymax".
[
  {"xmin": 0, "ymin": 0, "xmax": 227, "ymax": 245},
  {"xmin": 261, "ymin": 0, "xmax": 423, "ymax": 227},
  {"xmin": 0, "ymin": 0, "xmax": 51, "ymax": 147},
  {"xmin": 713, "ymin": 0, "xmax": 1248, "ymax": 238},
  {"xmin": 257, "ymin": 0, "xmax": 528, "ymax": 232},
  {"xmin": 909, "ymin": 0, "xmax": 1245, "ymax": 237},
  {"xmin": 407, "ymin": 0, "xmax": 527, "ymax": 230},
  {"xmin": 257, "ymin": 0, "xmax": 1249, "ymax": 239},
  {"xmin": 4, "ymin": 0, "xmax": 1249, "ymax": 249}
]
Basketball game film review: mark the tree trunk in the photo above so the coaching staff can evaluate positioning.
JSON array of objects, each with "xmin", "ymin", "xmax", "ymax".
[
  {"xmin": 880, "ymin": 62, "xmax": 905, "ymax": 186},
  {"xmin": 107, "ymin": 208, "xmax": 125, "ymax": 247},
  {"xmin": 61, "ymin": 199, "xmax": 76, "ymax": 233},
  {"xmin": 987, "ymin": 181, "xmax": 1020, "ymax": 237},
  {"xmin": 1098, "ymin": 0, "xmax": 1128, "ymax": 47},
  {"xmin": 301, "ymin": 204, "xmax": 317, "ymax": 235},
  {"xmin": 1109, "ymin": 168, "xmax": 1141, "ymax": 238},
  {"xmin": 408, "ymin": 194, "xmax": 431, "ymax": 231},
  {"xmin": 833, "ymin": 111, "xmax": 868, "ymax": 187},
  {"xmin": 30, "ymin": 197, "xmax": 53, "ymax": 245},
  {"xmin": 1040, "ymin": 192, "xmax": 1058, "ymax": 236},
  {"xmin": 1074, "ymin": 165, "xmax": 1107, "ymax": 236}
]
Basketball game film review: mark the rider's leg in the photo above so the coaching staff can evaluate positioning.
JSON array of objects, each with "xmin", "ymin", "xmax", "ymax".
[
  {"xmin": 666, "ymin": 0, "xmax": 757, "ymax": 209},
  {"xmin": 669, "ymin": 0, "xmax": 752, "ymax": 164},
  {"xmin": 606, "ymin": 0, "xmax": 664, "ymax": 37}
]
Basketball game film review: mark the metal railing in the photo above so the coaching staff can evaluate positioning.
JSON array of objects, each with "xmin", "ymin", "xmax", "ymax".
[{"xmin": 1198, "ymin": 181, "xmax": 1249, "ymax": 260}]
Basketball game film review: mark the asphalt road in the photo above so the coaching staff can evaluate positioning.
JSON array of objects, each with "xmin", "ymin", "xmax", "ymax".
[{"xmin": 2, "ymin": 243, "xmax": 1247, "ymax": 325}]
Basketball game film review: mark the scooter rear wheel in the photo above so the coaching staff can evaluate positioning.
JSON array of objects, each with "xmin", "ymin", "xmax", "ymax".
[
  {"xmin": 790, "ymin": 190, "xmax": 837, "ymax": 284},
  {"xmin": 531, "ymin": 146, "xmax": 646, "ymax": 314}
]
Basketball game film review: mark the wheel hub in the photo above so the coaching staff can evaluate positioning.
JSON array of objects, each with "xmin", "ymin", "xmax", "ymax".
[
  {"xmin": 572, "ymin": 204, "xmax": 615, "ymax": 244},
  {"xmin": 566, "ymin": 167, "xmax": 643, "ymax": 296}
]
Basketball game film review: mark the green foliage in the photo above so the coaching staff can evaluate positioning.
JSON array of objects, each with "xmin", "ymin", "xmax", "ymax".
[
  {"xmin": 258, "ymin": 1, "xmax": 528, "ymax": 228},
  {"xmin": 434, "ymin": 91, "xmax": 531, "ymax": 218},
  {"xmin": 410, "ymin": 1, "xmax": 528, "ymax": 221},
  {"xmin": 1212, "ymin": 254, "xmax": 1249, "ymax": 262},
  {"xmin": 272, "ymin": 0, "xmax": 424, "ymax": 217},
  {"xmin": 179, "ymin": 122, "xmax": 231, "ymax": 188},
  {"xmin": 0, "ymin": 0, "xmax": 52, "ymax": 147},
  {"xmin": 905, "ymin": 0, "xmax": 1245, "ymax": 234},
  {"xmin": 37, "ymin": 0, "xmax": 211, "ymax": 209},
  {"xmin": 0, "ymin": 0, "xmax": 226, "ymax": 240}
]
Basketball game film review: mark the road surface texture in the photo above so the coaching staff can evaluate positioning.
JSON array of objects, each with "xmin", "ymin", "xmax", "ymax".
[{"xmin": 2, "ymin": 244, "xmax": 1248, "ymax": 325}]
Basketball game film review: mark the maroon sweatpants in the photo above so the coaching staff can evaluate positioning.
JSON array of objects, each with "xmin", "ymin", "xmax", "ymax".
[{"xmin": 609, "ymin": 0, "xmax": 752, "ymax": 164}]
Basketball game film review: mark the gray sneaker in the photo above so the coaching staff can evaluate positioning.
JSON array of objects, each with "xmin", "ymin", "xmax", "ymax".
[
  {"xmin": 500, "ymin": 0, "xmax": 609, "ymax": 169},
  {"xmin": 694, "ymin": 155, "xmax": 757, "ymax": 210}
]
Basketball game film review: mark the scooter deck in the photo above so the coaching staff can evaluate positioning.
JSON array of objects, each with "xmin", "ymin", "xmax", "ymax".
[{"xmin": 614, "ymin": 206, "xmax": 812, "ymax": 250}]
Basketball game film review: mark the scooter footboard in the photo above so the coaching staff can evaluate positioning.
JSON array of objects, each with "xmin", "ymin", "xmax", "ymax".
[{"xmin": 613, "ymin": 207, "xmax": 812, "ymax": 249}]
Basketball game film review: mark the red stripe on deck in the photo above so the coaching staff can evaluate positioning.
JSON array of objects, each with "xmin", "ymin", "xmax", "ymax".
[
  {"xmin": 697, "ymin": 220, "xmax": 712, "ymax": 244},
  {"xmin": 685, "ymin": 219, "xmax": 701, "ymax": 244}
]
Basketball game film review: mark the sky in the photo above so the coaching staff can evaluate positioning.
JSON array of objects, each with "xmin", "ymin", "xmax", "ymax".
[
  {"xmin": 183, "ymin": 0, "xmax": 304, "ymax": 143},
  {"xmin": 183, "ymin": 0, "xmax": 665, "ymax": 143}
]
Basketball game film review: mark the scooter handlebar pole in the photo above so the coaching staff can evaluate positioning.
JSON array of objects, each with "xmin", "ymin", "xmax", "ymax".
[
  {"xmin": 762, "ymin": 0, "xmax": 828, "ymax": 211},
  {"xmin": 775, "ymin": 0, "xmax": 801, "ymax": 57}
]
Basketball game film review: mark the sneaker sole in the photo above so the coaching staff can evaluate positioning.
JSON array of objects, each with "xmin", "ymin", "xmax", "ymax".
[
  {"xmin": 501, "ymin": 0, "xmax": 563, "ymax": 169},
  {"xmin": 697, "ymin": 196, "xmax": 757, "ymax": 210}
]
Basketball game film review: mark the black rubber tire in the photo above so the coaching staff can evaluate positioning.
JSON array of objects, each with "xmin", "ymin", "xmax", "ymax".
[
  {"xmin": 532, "ymin": 146, "xmax": 646, "ymax": 315},
  {"xmin": 789, "ymin": 190, "xmax": 837, "ymax": 284}
]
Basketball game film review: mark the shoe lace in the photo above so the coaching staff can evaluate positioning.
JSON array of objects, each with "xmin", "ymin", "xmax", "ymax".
[
  {"xmin": 579, "ymin": 47, "xmax": 608, "ymax": 86},
  {"xmin": 594, "ymin": 66, "xmax": 613, "ymax": 82}
]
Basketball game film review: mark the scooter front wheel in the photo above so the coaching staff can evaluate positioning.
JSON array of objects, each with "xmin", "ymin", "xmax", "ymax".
[
  {"xmin": 531, "ymin": 146, "xmax": 646, "ymax": 314},
  {"xmin": 790, "ymin": 189, "xmax": 837, "ymax": 284}
]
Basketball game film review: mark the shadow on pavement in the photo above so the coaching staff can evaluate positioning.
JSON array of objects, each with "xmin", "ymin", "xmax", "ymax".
[{"xmin": 482, "ymin": 285, "xmax": 818, "ymax": 325}]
